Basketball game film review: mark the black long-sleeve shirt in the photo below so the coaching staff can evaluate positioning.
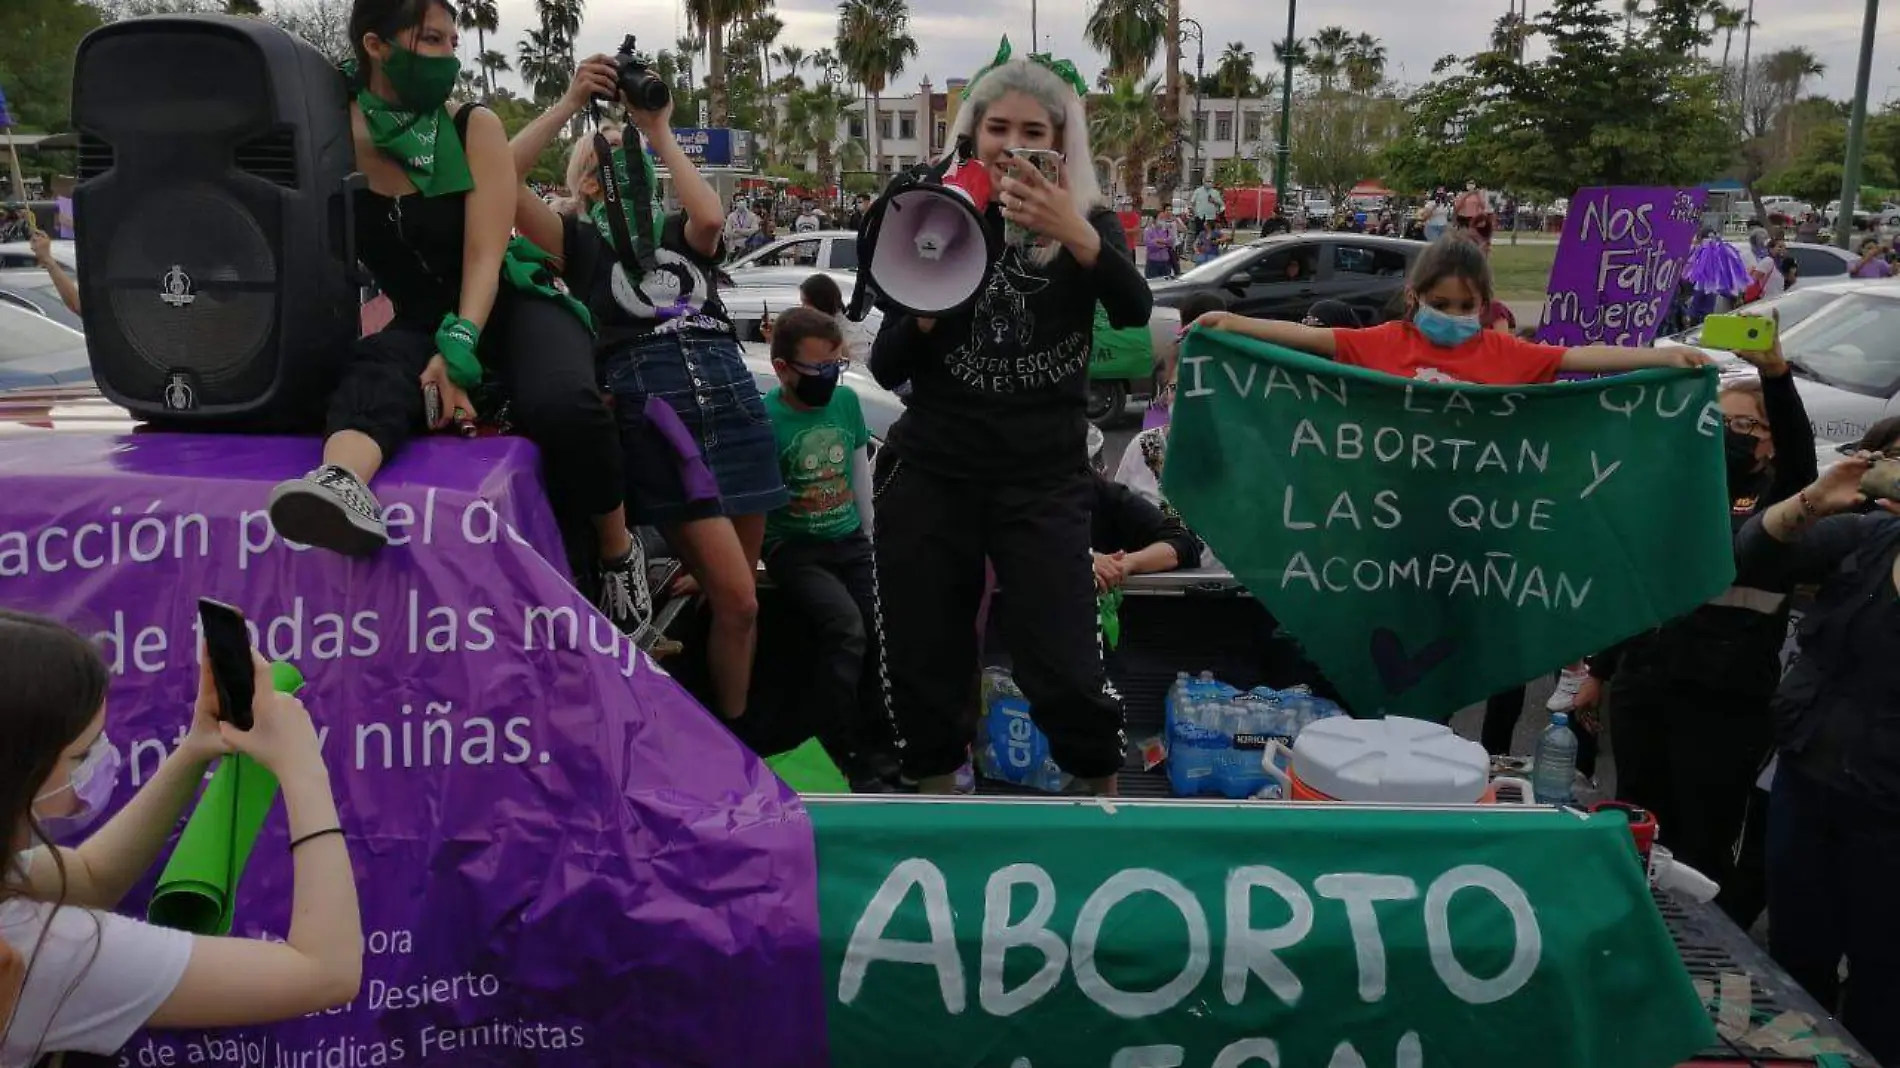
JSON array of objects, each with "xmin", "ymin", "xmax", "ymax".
[
  {"xmin": 1735, "ymin": 510, "xmax": 1900, "ymax": 810},
  {"xmin": 869, "ymin": 206, "xmax": 1152, "ymax": 480},
  {"xmin": 1590, "ymin": 370, "xmax": 1817, "ymax": 692},
  {"xmin": 1091, "ymin": 473, "xmax": 1202, "ymax": 569}
]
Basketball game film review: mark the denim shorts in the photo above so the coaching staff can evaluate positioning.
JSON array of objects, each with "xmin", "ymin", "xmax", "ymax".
[{"xmin": 604, "ymin": 331, "xmax": 788, "ymax": 526}]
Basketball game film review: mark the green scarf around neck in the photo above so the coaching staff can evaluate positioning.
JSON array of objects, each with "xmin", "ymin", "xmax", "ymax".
[
  {"xmin": 356, "ymin": 89, "xmax": 474, "ymax": 197},
  {"xmin": 587, "ymin": 143, "xmax": 667, "ymax": 256}
]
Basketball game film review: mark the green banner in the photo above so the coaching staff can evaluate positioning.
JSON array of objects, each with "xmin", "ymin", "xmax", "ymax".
[
  {"xmin": 813, "ymin": 799, "xmax": 1714, "ymax": 1068},
  {"xmin": 1091, "ymin": 302, "xmax": 1157, "ymax": 381},
  {"xmin": 1161, "ymin": 330, "xmax": 1734, "ymax": 719}
]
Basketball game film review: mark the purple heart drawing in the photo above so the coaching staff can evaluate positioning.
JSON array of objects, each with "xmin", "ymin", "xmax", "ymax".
[{"xmin": 1370, "ymin": 628, "xmax": 1458, "ymax": 696}]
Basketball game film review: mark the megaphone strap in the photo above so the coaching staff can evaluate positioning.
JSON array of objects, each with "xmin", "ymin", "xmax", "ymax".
[{"xmin": 592, "ymin": 130, "xmax": 662, "ymax": 279}]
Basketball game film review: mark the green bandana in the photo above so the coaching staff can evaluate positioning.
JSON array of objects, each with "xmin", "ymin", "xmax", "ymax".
[
  {"xmin": 500, "ymin": 236, "xmax": 594, "ymax": 333},
  {"xmin": 356, "ymin": 88, "xmax": 473, "ymax": 198},
  {"xmin": 962, "ymin": 36, "xmax": 1089, "ymax": 100},
  {"xmin": 587, "ymin": 143, "xmax": 667, "ymax": 256}
]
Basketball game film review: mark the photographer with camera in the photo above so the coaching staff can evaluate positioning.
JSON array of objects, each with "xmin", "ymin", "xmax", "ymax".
[
  {"xmin": 512, "ymin": 48, "xmax": 786, "ymax": 723},
  {"xmin": 1, "ymin": 611, "xmax": 361, "ymax": 1066}
]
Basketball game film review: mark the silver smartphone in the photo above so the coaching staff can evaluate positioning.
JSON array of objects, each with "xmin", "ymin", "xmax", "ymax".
[{"xmin": 1004, "ymin": 147, "xmax": 1064, "ymax": 247}]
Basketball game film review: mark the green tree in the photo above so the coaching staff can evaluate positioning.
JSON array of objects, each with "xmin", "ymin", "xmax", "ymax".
[
  {"xmin": 1305, "ymin": 25, "xmax": 1351, "ymax": 92},
  {"xmin": 1343, "ymin": 34, "xmax": 1386, "ymax": 94},
  {"xmin": 1381, "ymin": 0, "xmax": 1729, "ymax": 198},
  {"xmin": 0, "ymin": 0, "xmax": 104, "ymax": 133},
  {"xmin": 786, "ymin": 82, "xmax": 848, "ymax": 183},
  {"xmin": 684, "ymin": 0, "xmax": 767, "ymax": 127},
  {"xmin": 1084, "ymin": 0, "xmax": 1163, "ymax": 81},
  {"xmin": 1088, "ymin": 74, "xmax": 1173, "ymax": 202},
  {"xmin": 1290, "ymin": 90, "xmax": 1399, "ymax": 202},
  {"xmin": 1763, "ymin": 119, "xmax": 1897, "ymax": 205},
  {"xmin": 835, "ymin": 0, "xmax": 916, "ymax": 175},
  {"xmin": 458, "ymin": 0, "xmax": 501, "ymax": 96},
  {"xmin": 487, "ymin": 91, "xmax": 572, "ymax": 183},
  {"xmin": 1212, "ymin": 42, "xmax": 1253, "ymax": 164},
  {"xmin": 516, "ymin": 25, "xmax": 568, "ymax": 101},
  {"xmin": 1211, "ymin": 156, "xmax": 1258, "ymax": 186}
]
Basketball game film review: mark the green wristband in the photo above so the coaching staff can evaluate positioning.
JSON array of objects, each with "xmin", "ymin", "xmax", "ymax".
[{"xmin": 434, "ymin": 314, "xmax": 484, "ymax": 390}]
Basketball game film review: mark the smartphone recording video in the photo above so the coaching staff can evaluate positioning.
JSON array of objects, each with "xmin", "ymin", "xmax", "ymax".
[{"xmin": 198, "ymin": 598, "xmax": 256, "ymax": 731}]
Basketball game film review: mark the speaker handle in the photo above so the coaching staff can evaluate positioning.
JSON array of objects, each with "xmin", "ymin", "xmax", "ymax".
[{"xmin": 338, "ymin": 171, "xmax": 369, "ymax": 286}]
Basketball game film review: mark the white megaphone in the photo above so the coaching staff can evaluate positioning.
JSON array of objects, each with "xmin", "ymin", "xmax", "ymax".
[{"xmin": 848, "ymin": 149, "xmax": 1001, "ymax": 321}]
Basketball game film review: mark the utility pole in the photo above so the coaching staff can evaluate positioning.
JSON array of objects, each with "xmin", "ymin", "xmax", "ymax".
[
  {"xmin": 1832, "ymin": 0, "xmax": 1880, "ymax": 250},
  {"xmin": 1030, "ymin": 0, "xmax": 1037, "ymax": 59},
  {"xmin": 1274, "ymin": 0, "xmax": 1296, "ymax": 211}
]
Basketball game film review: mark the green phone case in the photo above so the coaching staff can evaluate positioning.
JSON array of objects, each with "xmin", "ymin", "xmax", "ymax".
[{"xmin": 1700, "ymin": 314, "xmax": 1777, "ymax": 352}]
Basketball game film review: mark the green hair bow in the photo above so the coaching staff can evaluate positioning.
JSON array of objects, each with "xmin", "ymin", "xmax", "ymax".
[{"xmin": 962, "ymin": 36, "xmax": 1090, "ymax": 101}]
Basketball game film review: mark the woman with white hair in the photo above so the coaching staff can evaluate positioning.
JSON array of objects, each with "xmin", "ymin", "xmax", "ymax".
[{"xmin": 867, "ymin": 38, "xmax": 1152, "ymax": 796}]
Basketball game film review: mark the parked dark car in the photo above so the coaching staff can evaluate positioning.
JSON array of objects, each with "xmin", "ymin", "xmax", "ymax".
[{"xmin": 1149, "ymin": 233, "xmax": 1424, "ymax": 323}]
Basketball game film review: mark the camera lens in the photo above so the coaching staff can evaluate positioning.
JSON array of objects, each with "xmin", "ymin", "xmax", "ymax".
[{"xmin": 627, "ymin": 72, "xmax": 670, "ymax": 111}]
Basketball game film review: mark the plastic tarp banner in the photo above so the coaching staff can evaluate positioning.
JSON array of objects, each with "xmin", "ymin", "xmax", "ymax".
[
  {"xmin": 812, "ymin": 798, "xmax": 1716, "ymax": 1068},
  {"xmin": 0, "ymin": 432, "xmax": 826, "ymax": 1067}
]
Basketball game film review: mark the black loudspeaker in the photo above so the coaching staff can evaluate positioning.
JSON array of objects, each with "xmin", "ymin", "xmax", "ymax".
[{"xmin": 72, "ymin": 14, "xmax": 359, "ymax": 425}]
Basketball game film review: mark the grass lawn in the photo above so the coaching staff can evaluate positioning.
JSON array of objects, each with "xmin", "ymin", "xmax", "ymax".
[{"xmin": 1489, "ymin": 240, "xmax": 1559, "ymax": 315}]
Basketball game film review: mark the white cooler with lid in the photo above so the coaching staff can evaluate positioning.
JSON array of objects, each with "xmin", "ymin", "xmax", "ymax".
[{"xmin": 1273, "ymin": 716, "xmax": 1492, "ymax": 804}]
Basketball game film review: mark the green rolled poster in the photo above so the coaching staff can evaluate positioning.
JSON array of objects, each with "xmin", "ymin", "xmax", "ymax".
[{"xmin": 148, "ymin": 662, "xmax": 304, "ymax": 934}]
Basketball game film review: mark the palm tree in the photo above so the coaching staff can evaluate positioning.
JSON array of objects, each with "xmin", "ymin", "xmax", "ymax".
[
  {"xmin": 517, "ymin": 26, "xmax": 568, "ymax": 102},
  {"xmin": 812, "ymin": 46, "xmax": 841, "ymax": 85},
  {"xmin": 1272, "ymin": 34, "xmax": 1308, "ymax": 73},
  {"xmin": 836, "ymin": 0, "xmax": 918, "ymax": 176},
  {"xmin": 788, "ymin": 82, "xmax": 850, "ymax": 182},
  {"xmin": 1488, "ymin": 12, "xmax": 1530, "ymax": 59},
  {"xmin": 776, "ymin": 44, "xmax": 808, "ymax": 89},
  {"xmin": 1084, "ymin": 0, "xmax": 1164, "ymax": 80},
  {"xmin": 458, "ymin": 0, "xmax": 501, "ymax": 95},
  {"xmin": 1623, "ymin": 0, "xmax": 1641, "ymax": 41},
  {"xmin": 1306, "ymin": 25, "xmax": 1351, "ymax": 92},
  {"xmin": 1711, "ymin": 4, "xmax": 1745, "ymax": 70},
  {"xmin": 1761, "ymin": 46, "xmax": 1826, "ymax": 158},
  {"xmin": 1343, "ymin": 33, "xmax": 1385, "ymax": 93},
  {"xmin": 685, "ymin": 0, "xmax": 768, "ymax": 126},
  {"xmin": 477, "ymin": 50, "xmax": 511, "ymax": 95},
  {"xmin": 1088, "ymin": 75, "xmax": 1173, "ymax": 200},
  {"xmin": 535, "ymin": 0, "xmax": 584, "ymax": 72},
  {"xmin": 1212, "ymin": 43, "xmax": 1253, "ymax": 165}
]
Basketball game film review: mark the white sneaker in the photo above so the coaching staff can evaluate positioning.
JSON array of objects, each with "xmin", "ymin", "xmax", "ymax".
[{"xmin": 1546, "ymin": 665, "xmax": 1589, "ymax": 712}]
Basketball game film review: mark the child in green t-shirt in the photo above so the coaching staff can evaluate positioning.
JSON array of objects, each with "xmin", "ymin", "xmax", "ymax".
[{"xmin": 762, "ymin": 307, "xmax": 893, "ymax": 791}]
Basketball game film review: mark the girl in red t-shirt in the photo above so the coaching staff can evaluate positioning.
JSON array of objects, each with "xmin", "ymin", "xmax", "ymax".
[{"xmin": 1197, "ymin": 236, "xmax": 1715, "ymax": 385}]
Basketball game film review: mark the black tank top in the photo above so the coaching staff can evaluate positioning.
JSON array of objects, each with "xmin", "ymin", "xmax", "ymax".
[{"xmin": 354, "ymin": 105, "xmax": 475, "ymax": 330}]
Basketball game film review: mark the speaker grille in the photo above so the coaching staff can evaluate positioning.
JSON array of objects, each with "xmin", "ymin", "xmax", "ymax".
[
  {"xmin": 235, "ymin": 129, "xmax": 298, "ymax": 187},
  {"xmin": 78, "ymin": 135, "xmax": 114, "ymax": 182},
  {"xmin": 102, "ymin": 184, "xmax": 277, "ymax": 399}
]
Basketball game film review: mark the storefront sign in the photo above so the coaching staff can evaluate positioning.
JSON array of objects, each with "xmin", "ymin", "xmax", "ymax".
[
  {"xmin": 660, "ymin": 127, "xmax": 754, "ymax": 169},
  {"xmin": 1164, "ymin": 332, "xmax": 1734, "ymax": 719},
  {"xmin": 814, "ymin": 799, "xmax": 1714, "ymax": 1068}
]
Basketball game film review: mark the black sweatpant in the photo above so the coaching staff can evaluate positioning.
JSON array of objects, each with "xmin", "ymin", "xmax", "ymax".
[
  {"xmin": 1610, "ymin": 680, "xmax": 1773, "ymax": 923},
  {"xmin": 873, "ymin": 459, "xmax": 1124, "ymax": 780},
  {"xmin": 325, "ymin": 292, "xmax": 623, "ymax": 523},
  {"xmin": 764, "ymin": 531, "xmax": 888, "ymax": 763}
]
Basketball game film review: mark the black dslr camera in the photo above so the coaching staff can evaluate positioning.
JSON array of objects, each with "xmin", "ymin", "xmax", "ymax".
[{"xmin": 603, "ymin": 35, "xmax": 670, "ymax": 112}]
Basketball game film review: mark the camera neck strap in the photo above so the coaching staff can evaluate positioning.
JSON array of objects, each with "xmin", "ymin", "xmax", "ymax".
[{"xmin": 591, "ymin": 130, "xmax": 661, "ymax": 277}]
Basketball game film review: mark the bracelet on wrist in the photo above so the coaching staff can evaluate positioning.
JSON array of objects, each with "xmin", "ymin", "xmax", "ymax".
[{"xmin": 289, "ymin": 827, "xmax": 344, "ymax": 852}]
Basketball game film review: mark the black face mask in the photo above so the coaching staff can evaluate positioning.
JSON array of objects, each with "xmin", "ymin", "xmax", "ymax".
[
  {"xmin": 790, "ymin": 363, "xmax": 842, "ymax": 407},
  {"xmin": 1725, "ymin": 428, "xmax": 1763, "ymax": 490}
]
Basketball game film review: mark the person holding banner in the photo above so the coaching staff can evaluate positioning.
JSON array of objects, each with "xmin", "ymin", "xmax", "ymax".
[
  {"xmin": 1735, "ymin": 455, "xmax": 1900, "ymax": 1065},
  {"xmin": 268, "ymin": 0, "xmax": 645, "ymax": 636},
  {"xmin": 512, "ymin": 61, "xmax": 788, "ymax": 722},
  {"xmin": 1, "ymin": 611, "xmax": 362, "ymax": 1067},
  {"xmin": 868, "ymin": 40, "xmax": 1151, "ymax": 795},
  {"xmin": 1197, "ymin": 237, "xmax": 1712, "ymax": 382}
]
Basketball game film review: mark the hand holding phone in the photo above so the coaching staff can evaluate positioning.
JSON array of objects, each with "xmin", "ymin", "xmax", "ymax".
[
  {"xmin": 423, "ymin": 382, "xmax": 443, "ymax": 430},
  {"xmin": 198, "ymin": 599, "xmax": 256, "ymax": 730},
  {"xmin": 1700, "ymin": 313, "xmax": 1778, "ymax": 353}
]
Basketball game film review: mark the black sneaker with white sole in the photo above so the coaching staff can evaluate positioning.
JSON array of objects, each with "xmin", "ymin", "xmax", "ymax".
[
  {"xmin": 268, "ymin": 465, "xmax": 389, "ymax": 557},
  {"xmin": 597, "ymin": 541, "xmax": 654, "ymax": 636}
]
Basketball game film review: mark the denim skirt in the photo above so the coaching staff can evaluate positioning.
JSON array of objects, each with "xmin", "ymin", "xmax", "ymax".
[{"xmin": 604, "ymin": 330, "xmax": 788, "ymax": 526}]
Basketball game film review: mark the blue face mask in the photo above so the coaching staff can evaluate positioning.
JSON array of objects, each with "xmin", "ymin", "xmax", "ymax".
[{"xmin": 1413, "ymin": 304, "xmax": 1483, "ymax": 348}]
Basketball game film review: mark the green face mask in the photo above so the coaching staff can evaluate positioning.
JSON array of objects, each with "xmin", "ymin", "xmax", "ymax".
[{"xmin": 382, "ymin": 42, "xmax": 460, "ymax": 112}]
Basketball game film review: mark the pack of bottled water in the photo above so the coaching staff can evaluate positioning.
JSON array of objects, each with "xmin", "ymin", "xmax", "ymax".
[
  {"xmin": 1165, "ymin": 671, "xmax": 1345, "ymax": 798},
  {"xmin": 973, "ymin": 666, "xmax": 1074, "ymax": 793}
]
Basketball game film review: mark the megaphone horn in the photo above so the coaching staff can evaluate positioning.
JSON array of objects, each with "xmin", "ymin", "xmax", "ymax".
[{"xmin": 848, "ymin": 154, "xmax": 1001, "ymax": 321}]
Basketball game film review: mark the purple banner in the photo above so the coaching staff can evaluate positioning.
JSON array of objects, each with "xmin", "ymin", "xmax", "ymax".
[
  {"xmin": 0, "ymin": 432, "xmax": 827, "ymax": 1066},
  {"xmin": 56, "ymin": 195, "xmax": 74, "ymax": 239},
  {"xmin": 1537, "ymin": 186, "xmax": 1706, "ymax": 348}
]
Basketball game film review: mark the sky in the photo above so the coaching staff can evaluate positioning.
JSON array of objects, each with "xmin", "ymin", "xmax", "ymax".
[{"xmin": 479, "ymin": 0, "xmax": 1900, "ymax": 107}]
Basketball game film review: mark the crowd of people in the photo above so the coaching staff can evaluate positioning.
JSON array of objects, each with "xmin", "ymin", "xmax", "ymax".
[{"xmin": 4, "ymin": 0, "xmax": 1899, "ymax": 1061}]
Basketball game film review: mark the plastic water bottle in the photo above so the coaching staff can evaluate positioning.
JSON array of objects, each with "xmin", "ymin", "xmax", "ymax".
[{"xmin": 1533, "ymin": 712, "xmax": 1579, "ymax": 804}]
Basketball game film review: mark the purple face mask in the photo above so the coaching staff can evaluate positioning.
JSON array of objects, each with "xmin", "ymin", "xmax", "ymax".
[{"xmin": 34, "ymin": 736, "xmax": 122, "ymax": 842}]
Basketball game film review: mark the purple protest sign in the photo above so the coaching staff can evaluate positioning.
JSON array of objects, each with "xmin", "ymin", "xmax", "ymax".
[
  {"xmin": 0, "ymin": 432, "xmax": 828, "ymax": 1067},
  {"xmin": 1537, "ymin": 186, "xmax": 1706, "ymax": 348},
  {"xmin": 56, "ymin": 196, "xmax": 74, "ymax": 239}
]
